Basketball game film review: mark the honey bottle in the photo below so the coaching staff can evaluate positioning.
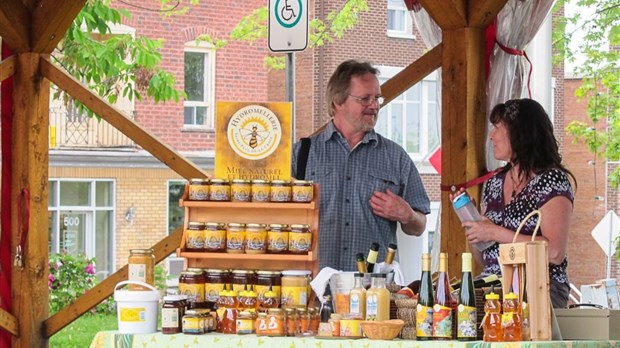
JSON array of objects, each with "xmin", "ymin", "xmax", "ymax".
[
  {"xmin": 482, "ymin": 292, "xmax": 502, "ymax": 342},
  {"xmin": 501, "ymin": 292, "xmax": 522, "ymax": 341}
]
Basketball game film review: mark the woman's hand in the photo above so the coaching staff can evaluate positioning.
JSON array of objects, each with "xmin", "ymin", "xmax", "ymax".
[{"xmin": 462, "ymin": 218, "xmax": 496, "ymax": 244}]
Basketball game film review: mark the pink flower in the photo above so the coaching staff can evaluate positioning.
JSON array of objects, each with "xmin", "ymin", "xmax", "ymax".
[
  {"xmin": 85, "ymin": 263, "xmax": 96, "ymax": 275},
  {"xmin": 48, "ymin": 274, "xmax": 55, "ymax": 289}
]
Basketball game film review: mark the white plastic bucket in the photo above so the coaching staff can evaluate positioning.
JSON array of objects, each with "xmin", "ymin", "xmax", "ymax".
[{"xmin": 114, "ymin": 280, "xmax": 160, "ymax": 334}]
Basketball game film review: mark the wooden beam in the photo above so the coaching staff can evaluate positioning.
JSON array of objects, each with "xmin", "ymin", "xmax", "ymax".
[
  {"xmin": 0, "ymin": 56, "xmax": 16, "ymax": 82},
  {"xmin": 0, "ymin": 0, "xmax": 31, "ymax": 52},
  {"xmin": 0, "ymin": 308, "xmax": 18, "ymax": 336},
  {"xmin": 31, "ymin": 0, "xmax": 86, "ymax": 53},
  {"xmin": 381, "ymin": 44, "xmax": 442, "ymax": 105},
  {"xmin": 11, "ymin": 53, "xmax": 51, "ymax": 347},
  {"xmin": 39, "ymin": 57, "xmax": 209, "ymax": 180},
  {"xmin": 468, "ymin": 0, "xmax": 507, "ymax": 27},
  {"xmin": 45, "ymin": 227, "xmax": 183, "ymax": 337},
  {"xmin": 440, "ymin": 27, "xmax": 487, "ymax": 277},
  {"xmin": 420, "ymin": 0, "xmax": 467, "ymax": 30}
]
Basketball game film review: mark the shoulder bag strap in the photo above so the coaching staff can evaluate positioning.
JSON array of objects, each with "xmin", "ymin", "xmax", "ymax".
[{"xmin": 296, "ymin": 137, "xmax": 311, "ymax": 180}]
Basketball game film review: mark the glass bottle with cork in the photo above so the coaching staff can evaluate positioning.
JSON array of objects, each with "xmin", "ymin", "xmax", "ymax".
[
  {"xmin": 416, "ymin": 253, "xmax": 434, "ymax": 340},
  {"xmin": 456, "ymin": 252, "xmax": 477, "ymax": 341},
  {"xmin": 433, "ymin": 252, "xmax": 453, "ymax": 340},
  {"xmin": 365, "ymin": 242, "xmax": 379, "ymax": 273}
]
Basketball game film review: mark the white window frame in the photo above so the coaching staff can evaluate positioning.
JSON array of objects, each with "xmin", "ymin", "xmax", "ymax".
[
  {"xmin": 378, "ymin": 67, "xmax": 439, "ymax": 171},
  {"xmin": 387, "ymin": 0, "xmax": 415, "ymax": 39},
  {"xmin": 183, "ymin": 42, "xmax": 216, "ymax": 129}
]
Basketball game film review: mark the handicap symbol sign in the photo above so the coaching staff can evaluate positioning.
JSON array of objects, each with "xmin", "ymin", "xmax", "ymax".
[
  {"xmin": 269, "ymin": 0, "xmax": 308, "ymax": 52},
  {"xmin": 275, "ymin": 0, "xmax": 302, "ymax": 28}
]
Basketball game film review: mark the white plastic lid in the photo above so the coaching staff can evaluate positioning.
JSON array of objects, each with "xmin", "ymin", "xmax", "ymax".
[{"xmin": 282, "ymin": 270, "xmax": 312, "ymax": 276}]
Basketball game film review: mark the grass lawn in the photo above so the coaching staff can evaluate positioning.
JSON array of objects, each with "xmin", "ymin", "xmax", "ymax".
[{"xmin": 50, "ymin": 313, "xmax": 117, "ymax": 348}]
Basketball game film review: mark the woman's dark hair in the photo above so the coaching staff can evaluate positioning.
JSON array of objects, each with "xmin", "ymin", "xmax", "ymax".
[{"xmin": 490, "ymin": 98, "xmax": 576, "ymax": 186}]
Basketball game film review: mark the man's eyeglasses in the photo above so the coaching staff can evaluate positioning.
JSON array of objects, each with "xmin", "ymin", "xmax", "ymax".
[{"xmin": 348, "ymin": 94, "xmax": 384, "ymax": 106}]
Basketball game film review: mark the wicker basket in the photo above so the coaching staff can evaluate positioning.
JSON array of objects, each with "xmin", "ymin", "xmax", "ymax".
[
  {"xmin": 361, "ymin": 319, "xmax": 405, "ymax": 340},
  {"xmin": 394, "ymin": 298, "xmax": 417, "ymax": 339}
]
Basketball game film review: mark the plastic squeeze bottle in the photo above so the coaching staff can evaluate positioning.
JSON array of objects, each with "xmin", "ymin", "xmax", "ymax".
[
  {"xmin": 482, "ymin": 292, "xmax": 502, "ymax": 342},
  {"xmin": 452, "ymin": 191, "xmax": 494, "ymax": 251}
]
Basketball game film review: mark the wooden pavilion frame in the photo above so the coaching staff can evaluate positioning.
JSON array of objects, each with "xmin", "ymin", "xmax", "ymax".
[{"xmin": 0, "ymin": 0, "xmax": 506, "ymax": 346}]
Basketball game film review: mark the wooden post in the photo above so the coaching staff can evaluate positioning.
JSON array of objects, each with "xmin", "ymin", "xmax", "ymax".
[{"xmin": 11, "ymin": 53, "xmax": 50, "ymax": 347}]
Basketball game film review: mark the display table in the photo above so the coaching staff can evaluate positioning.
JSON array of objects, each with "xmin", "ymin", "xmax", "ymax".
[{"xmin": 90, "ymin": 331, "xmax": 620, "ymax": 348}]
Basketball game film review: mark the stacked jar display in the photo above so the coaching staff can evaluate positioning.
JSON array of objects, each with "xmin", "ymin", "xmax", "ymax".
[{"xmin": 186, "ymin": 178, "xmax": 313, "ymax": 203}]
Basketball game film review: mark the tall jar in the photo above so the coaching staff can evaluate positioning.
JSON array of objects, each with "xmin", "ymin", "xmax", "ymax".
[
  {"xmin": 204, "ymin": 222, "xmax": 226, "ymax": 252},
  {"xmin": 188, "ymin": 178, "xmax": 210, "ymax": 201},
  {"xmin": 204, "ymin": 268, "xmax": 228, "ymax": 304},
  {"xmin": 255, "ymin": 270, "xmax": 282, "ymax": 302},
  {"xmin": 128, "ymin": 248, "xmax": 155, "ymax": 290},
  {"xmin": 270, "ymin": 180, "xmax": 292, "ymax": 202},
  {"xmin": 281, "ymin": 270, "xmax": 311, "ymax": 308},
  {"xmin": 267, "ymin": 224, "xmax": 290, "ymax": 254},
  {"xmin": 231, "ymin": 179, "xmax": 251, "ymax": 202},
  {"xmin": 226, "ymin": 223, "xmax": 246, "ymax": 253},
  {"xmin": 179, "ymin": 269, "xmax": 206, "ymax": 308},
  {"xmin": 185, "ymin": 221, "xmax": 206, "ymax": 252},
  {"xmin": 209, "ymin": 179, "xmax": 231, "ymax": 201},
  {"xmin": 232, "ymin": 269, "xmax": 256, "ymax": 294},
  {"xmin": 251, "ymin": 179, "xmax": 271, "ymax": 202},
  {"xmin": 289, "ymin": 224, "xmax": 311, "ymax": 254},
  {"xmin": 245, "ymin": 223, "xmax": 267, "ymax": 254}
]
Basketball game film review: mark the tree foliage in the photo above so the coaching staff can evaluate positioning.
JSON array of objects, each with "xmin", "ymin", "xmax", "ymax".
[{"xmin": 553, "ymin": 0, "xmax": 620, "ymax": 188}]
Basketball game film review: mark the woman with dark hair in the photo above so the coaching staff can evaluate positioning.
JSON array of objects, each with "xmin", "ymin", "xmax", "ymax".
[{"xmin": 460, "ymin": 98, "xmax": 576, "ymax": 308}]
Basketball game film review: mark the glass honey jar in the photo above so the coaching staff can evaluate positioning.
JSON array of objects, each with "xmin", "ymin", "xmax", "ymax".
[
  {"xmin": 128, "ymin": 248, "xmax": 155, "ymax": 290},
  {"xmin": 291, "ymin": 180, "xmax": 314, "ymax": 203},
  {"xmin": 204, "ymin": 222, "xmax": 226, "ymax": 252},
  {"xmin": 245, "ymin": 223, "xmax": 267, "ymax": 254},
  {"xmin": 209, "ymin": 179, "xmax": 231, "ymax": 201},
  {"xmin": 231, "ymin": 179, "xmax": 251, "ymax": 202},
  {"xmin": 270, "ymin": 180, "xmax": 291, "ymax": 202},
  {"xmin": 251, "ymin": 180, "xmax": 271, "ymax": 202},
  {"xmin": 188, "ymin": 178, "xmax": 210, "ymax": 201},
  {"xmin": 226, "ymin": 223, "xmax": 246, "ymax": 253},
  {"xmin": 289, "ymin": 224, "xmax": 311, "ymax": 254},
  {"xmin": 185, "ymin": 221, "xmax": 206, "ymax": 252},
  {"xmin": 267, "ymin": 223, "xmax": 289, "ymax": 254}
]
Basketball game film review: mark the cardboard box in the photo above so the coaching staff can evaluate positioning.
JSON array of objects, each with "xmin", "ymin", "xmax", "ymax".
[{"xmin": 555, "ymin": 308, "xmax": 620, "ymax": 340}]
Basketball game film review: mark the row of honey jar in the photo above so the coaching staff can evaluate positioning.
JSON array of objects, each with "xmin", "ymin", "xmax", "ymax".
[
  {"xmin": 185, "ymin": 222, "xmax": 312, "ymax": 254},
  {"xmin": 178, "ymin": 268, "xmax": 312, "ymax": 310},
  {"xmin": 188, "ymin": 178, "xmax": 314, "ymax": 203}
]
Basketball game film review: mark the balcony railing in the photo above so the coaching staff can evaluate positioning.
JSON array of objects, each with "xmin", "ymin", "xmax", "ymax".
[{"xmin": 49, "ymin": 105, "xmax": 135, "ymax": 149}]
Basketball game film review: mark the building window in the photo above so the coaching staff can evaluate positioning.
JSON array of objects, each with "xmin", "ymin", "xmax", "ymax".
[
  {"xmin": 377, "ymin": 67, "xmax": 440, "ymax": 163},
  {"xmin": 168, "ymin": 180, "xmax": 185, "ymax": 235},
  {"xmin": 48, "ymin": 179, "xmax": 115, "ymax": 280},
  {"xmin": 184, "ymin": 43, "xmax": 215, "ymax": 128},
  {"xmin": 387, "ymin": 0, "xmax": 414, "ymax": 39}
]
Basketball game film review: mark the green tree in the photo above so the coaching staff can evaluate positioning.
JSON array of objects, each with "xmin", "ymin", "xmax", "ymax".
[{"xmin": 553, "ymin": 0, "xmax": 620, "ymax": 188}]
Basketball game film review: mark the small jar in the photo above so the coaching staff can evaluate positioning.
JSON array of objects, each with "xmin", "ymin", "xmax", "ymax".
[
  {"xmin": 236, "ymin": 311, "xmax": 256, "ymax": 334},
  {"xmin": 309, "ymin": 307, "xmax": 321, "ymax": 333},
  {"xmin": 245, "ymin": 223, "xmax": 267, "ymax": 254},
  {"xmin": 281, "ymin": 270, "xmax": 311, "ymax": 308},
  {"xmin": 251, "ymin": 180, "xmax": 271, "ymax": 202},
  {"xmin": 289, "ymin": 224, "xmax": 312, "ymax": 254},
  {"xmin": 231, "ymin": 179, "xmax": 251, "ymax": 202},
  {"xmin": 339, "ymin": 313, "xmax": 363, "ymax": 337},
  {"xmin": 182, "ymin": 309, "xmax": 205, "ymax": 334},
  {"xmin": 231, "ymin": 269, "xmax": 256, "ymax": 294},
  {"xmin": 204, "ymin": 222, "xmax": 226, "ymax": 252},
  {"xmin": 188, "ymin": 178, "xmax": 210, "ymax": 201},
  {"xmin": 270, "ymin": 180, "xmax": 292, "ymax": 202},
  {"xmin": 329, "ymin": 313, "xmax": 342, "ymax": 337},
  {"xmin": 266, "ymin": 308, "xmax": 285, "ymax": 336},
  {"xmin": 297, "ymin": 307, "xmax": 310, "ymax": 333},
  {"xmin": 204, "ymin": 269, "xmax": 228, "ymax": 304},
  {"xmin": 255, "ymin": 312, "xmax": 269, "ymax": 335},
  {"xmin": 267, "ymin": 224, "xmax": 290, "ymax": 254},
  {"xmin": 197, "ymin": 309, "xmax": 215, "ymax": 333},
  {"xmin": 162, "ymin": 295, "xmax": 185, "ymax": 334},
  {"xmin": 226, "ymin": 223, "xmax": 246, "ymax": 253},
  {"xmin": 284, "ymin": 308, "xmax": 300, "ymax": 336},
  {"xmin": 185, "ymin": 221, "xmax": 206, "ymax": 252},
  {"xmin": 128, "ymin": 248, "xmax": 155, "ymax": 290},
  {"xmin": 179, "ymin": 269, "xmax": 206, "ymax": 306},
  {"xmin": 209, "ymin": 179, "xmax": 231, "ymax": 201},
  {"xmin": 255, "ymin": 270, "xmax": 282, "ymax": 302},
  {"xmin": 291, "ymin": 180, "xmax": 314, "ymax": 203}
]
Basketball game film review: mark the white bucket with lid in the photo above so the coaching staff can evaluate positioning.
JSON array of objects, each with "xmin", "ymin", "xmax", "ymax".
[{"xmin": 114, "ymin": 280, "xmax": 160, "ymax": 334}]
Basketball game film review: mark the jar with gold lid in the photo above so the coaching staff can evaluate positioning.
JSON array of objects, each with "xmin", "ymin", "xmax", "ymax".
[
  {"xmin": 226, "ymin": 223, "xmax": 246, "ymax": 253},
  {"xmin": 179, "ymin": 269, "xmax": 206, "ymax": 306},
  {"xmin": 231, "ymin": 179, "xmax": 251, "ymax": 202},
  {"xmin": 188, "ymin": 178, "xmax": 210, "ymax": 201},
  {"xmin": 162, "ymin": 295, "xmax": 185, "ymax": 334},
  {"xmin": 266, "ymin": 308, "xmax": 285, "ymax": 336},
  {"xmin": 281, "ymin": 270, "xmax": 311, "ymax": 308},
  {"xmin": 209, "ymin": 179, "xmax": 231, "ymax": 201},
  {"xmin": 270, "ymin": 180, "xmax": 292, "ymax": 202},
  {"xmin": 231, "ymin": 270, "xmax": 255, "ymax": 294},
  {"xmin": 255, "ymin": 270, "xmax": 282, "ymax": 302},
  {"xmin": 245, "ymin": 223, "xmax": 267, "ymax": 254},
  {"xmin": 267, "ymin": 224, "xmax": 289, "ymax": 254},
  {"xmin": 185, "ymin": 221, "xmax": 206, "ymax": 252},
  {"xmin": 128, "ymin": 248, "xmax": 155, "ymax": 290},
  {"xmin": 204, "ymin": 268, "xmax": 228, "ymax": 304},
  {"xmin": 204, "ymin": 222, "xmax": 226, "ymax": 252},
  {"xmin": 289, "ymin": 224, "xmax": 312, "ymax": 254},
  {"xmin": 284, "ymin": 307, "xmax": 300, "ymax": 336},
  {"xmin": 182, "ymin": 309, "xmax": 206, "ymax": 334},
  {"xmin": 251, "ymin": 180, "xmax": 271, "ymax": 202},
  {"xmin": 292, "ymin": 180, "xmax": 314, "ymax": 203}
]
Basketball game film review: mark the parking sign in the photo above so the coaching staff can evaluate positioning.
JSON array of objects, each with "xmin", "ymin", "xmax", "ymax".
[{"xmin": 268, "ymin": 0, "xmax": 308, "ymax": 52}]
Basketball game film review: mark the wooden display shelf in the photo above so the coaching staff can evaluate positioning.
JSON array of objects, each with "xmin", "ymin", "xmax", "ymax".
[{"xmin": 177, "ymin": 184, "xmax": 320, "ymax": 276}]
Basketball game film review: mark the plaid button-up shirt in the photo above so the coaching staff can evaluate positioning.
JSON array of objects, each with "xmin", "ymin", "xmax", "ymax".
[{"xmin": 292, "ymin": 121, "xmax": 430, "ymax": 271}]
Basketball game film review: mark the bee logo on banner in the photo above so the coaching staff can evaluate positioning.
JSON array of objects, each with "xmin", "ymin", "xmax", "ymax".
[{"xmin": 215, "ymin": 102, "xmax": 292, "ymax": 180}]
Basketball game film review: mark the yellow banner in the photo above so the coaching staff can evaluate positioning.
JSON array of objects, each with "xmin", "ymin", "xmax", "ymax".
[{"xmin": 215, "ymin": 102, "xmax": 292, "ymax": 180}]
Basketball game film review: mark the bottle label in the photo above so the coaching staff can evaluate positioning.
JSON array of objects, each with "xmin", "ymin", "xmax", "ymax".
[
  {"xmin": 161, "ymin": 307, "xmax": 179, "ymax": 328},
  {"xmin": 457, "ymin": 304, "xmax": 477, "ymax": 338},
  {"xmin": 128, "ymin": 263, "xmax": 146, "ymax": 283},
  {"xmin": 432, "ymin": 304, "xmax": 453, "ymax": 338},
  {"xmin": 366, "ymin": 293, "xmax": 378, "ymax": 320},
  {"xmin": 281, "ymin": 285, "xmax": 307, "ymax": 306},
  {"xmin": 350, "ymin": 293, "xmax": 360, "ymax": 314},
  {"xmin": 416, "ymin": 304, "xmax": 434, "ymax": 338}
]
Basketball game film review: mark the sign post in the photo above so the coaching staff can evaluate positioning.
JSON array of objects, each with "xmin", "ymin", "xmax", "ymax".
[{"xmin": 268, "ymin": 0, "xmax": 308, "ymax": 52}]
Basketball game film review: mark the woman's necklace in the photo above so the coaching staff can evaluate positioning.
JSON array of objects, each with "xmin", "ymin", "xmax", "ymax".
[{"xmin": 509, "ymin": 168, "xmax": 521, "ymax": 198}]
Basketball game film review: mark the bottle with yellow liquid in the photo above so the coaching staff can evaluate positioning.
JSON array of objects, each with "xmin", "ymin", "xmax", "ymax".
[
  {"xmin": 349, "ymin": 272, "xmax": 366, "ymax": 319},
  {"xmin": 416, "ymin": 253, "xmax": 434, "ymax": 340},
  {"xmin": 365, "ymin": 273, "xmax": 390, "ymax": 321},
  {"xmin": 433, "ymin": 252, "xmax": 453, "ymax": 340}
]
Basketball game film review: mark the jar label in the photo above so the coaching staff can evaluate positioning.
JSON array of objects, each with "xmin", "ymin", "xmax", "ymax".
[
  {"xmin": 232, "ymin": 185, "xmax": 251, "ymax": 202},
  {"xmin": 227, "ymin": 230, "xmax": 245, "ymax": 251},
  {"xmin": 252, "ymin": 186, "xmax": 270, "ymax": 202},
  {"xmin": 289, "ymin": 233, "xmax": 311, "ymax": 253},
  {"xmin": 205, "ymin": 230, "xmax": 226, "ymax": 250},
  {"xmin": 186, "ymin": 229, "xmax": 205, "ymax": 249},
  {"xmin": 246, "ymin": 231, "xmax": 267, "ymax": 251},
  {"xmin": 457, "ymin": 304, "xmax": 477, "ymax": 338},
  {"xmin": 416, "ymin": 304, "xmax": 434, "ymax": 338},
  {"xmin": 128, "ymin": 264, "xmax": 146, "ymax": 283},
  {"xmin": 281, "ymin": 285, "xmax": 307, "ymax": 306},
  {"xmin": 210, "ymin": 186, "xmax": 231, "ymax": 201},
  {"xmin": 292, "ymin": 186, "xmax": 313, "ymax": 202},
  {"xmin": 120, "ymin": 307, "xmax": 145, "ymax": 322},
  {"xmin": 255, "ymin": 285, "xmax": 281, "ymax": 300},
  {"xmin": 270, "ymin": 186, "xmax": 291, "ymax": 202},
  {"xmin": 162, "ymin": 307, "xmax": 180, "ymax": 328},
  {"xmin": 179, "ymin": 283, "xmax": 205, "ymax": 303},
  {"xmin": 236, "ymin": 318, "xmax": 254, "ymax": 334},
  {"xmin": 340, "ymin": 319, "xmax": 362, "ymax": 337},
  {"xmin": 189, "ymin": 185, "xmax": 209, "ymax": 200},
  {"xmin": 205, "ymin": 283, "xmax": 225, "ymax": 302},
  {"xmin": 268, "ymin": 231, "xmax": 289, "ymax": 252},
  {"xmin": 432, "ymin": 304, "xmax": 453, "ymax": 338},
  {"xmin": 182, "ymin": 317, "xmax": 204, "ymax": 333}
]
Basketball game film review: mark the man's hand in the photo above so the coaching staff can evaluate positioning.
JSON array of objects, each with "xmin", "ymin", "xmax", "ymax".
[{"xmin": 369, "ymin": 189, "xmax": 426, "ymax": 235}]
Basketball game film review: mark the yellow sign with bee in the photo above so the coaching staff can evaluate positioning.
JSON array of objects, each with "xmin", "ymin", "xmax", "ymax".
[{"xmin": 215, "ymin": 102, "xmax": 292, "ymax": 180}]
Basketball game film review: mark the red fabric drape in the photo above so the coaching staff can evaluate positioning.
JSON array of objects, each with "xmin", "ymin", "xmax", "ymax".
[{"xmin": 1, "ymin": 41, "xmax": 14, "ymax": 347}]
